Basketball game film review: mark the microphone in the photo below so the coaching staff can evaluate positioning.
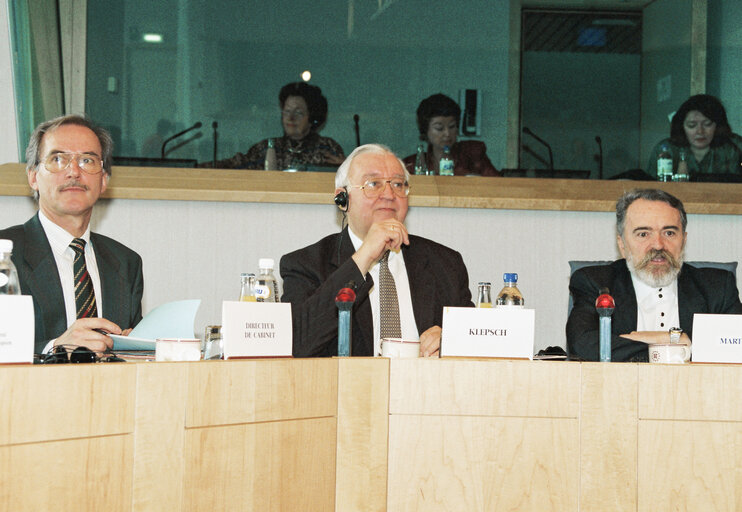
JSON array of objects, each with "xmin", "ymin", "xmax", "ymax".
[
  {"xmin": 595, "ymin": 287, "xmax": 615, "ymax": 362},
  {"xmin": 522, "ymin": 127, "xmax": 554, "ymax": 170},
  {"xmin": 595, "ymin": 136, "xmax": 603, "ymax": 179},
  {"xmin": 212, "ymin": 121, "xmax": 218, "ymax": 168},
  {"xmin": 335, "ymin": 283, "xmax": 357, "ymax": 356},
  {"xmin": 353, "ymin": 114, "xmax": 360, "ymax": 148},
  {"xmin": 161, "ymin": 121, "xmax": 202, "ymax": 159}
]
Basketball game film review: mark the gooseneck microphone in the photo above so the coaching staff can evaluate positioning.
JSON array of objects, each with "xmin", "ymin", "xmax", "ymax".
[
  {"xmin": 595, "ymin": 136, "xmax": 603, "ymax": 180},
  {"xmin": 161, "ymin": 121, "xmax": 203, "ymax": 159},
  {"xmin": 353, "ymin": 114, "xmax": 360, "ymax": 148},
  {"xmin": 212, "ymin": 121, "xmax": 219, "ymax": 168},
  {"xmin": 522, "ymin": 127, "xmax": 554, "ymax": 170}
]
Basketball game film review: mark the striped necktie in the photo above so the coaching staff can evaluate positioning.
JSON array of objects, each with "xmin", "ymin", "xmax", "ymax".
[
  {"xmin": 379, "ymin": 251, "xmax": 402, "ymax": 339},
  {"xmin": 69, "ymin": 238, "xmax": 98, "ymax": 318}
]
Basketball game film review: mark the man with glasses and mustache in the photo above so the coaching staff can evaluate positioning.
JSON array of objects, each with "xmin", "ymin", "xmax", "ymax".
[
  {"xmin": 0, "ymin": 115, "xmax": 143, "ymax": 356},
  {"xmin": 567, "ymin": 188, "xmax": 742, "ymax": 361},
  {"xmin": 280, "ymin": 144, "xmax": 473, "ymax": 358}
]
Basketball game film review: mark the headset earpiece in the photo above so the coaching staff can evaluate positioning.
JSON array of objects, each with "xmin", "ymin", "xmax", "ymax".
[{"xmin": 334, "ymin": 190, "xmax": 348, "ymax": 211}]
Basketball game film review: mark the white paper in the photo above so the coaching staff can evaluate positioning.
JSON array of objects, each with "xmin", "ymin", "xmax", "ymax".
[
  {"xmin": 222, "ymin": 301, "xmax": 292, "ymax": 359},
  {"xmin": 692, "ymin": 313, "xmax": 742, "ymax": 363},
  {"xmin": 0, "ymin": 295, "xmax": 34, "ymax": 363},
  {"xmin": 441, "ymin": 306, "xmax": 535, "ymax": 359}
]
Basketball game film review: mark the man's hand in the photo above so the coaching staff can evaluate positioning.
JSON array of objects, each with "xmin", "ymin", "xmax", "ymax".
[
  {"xmin": 352, "ymin": 219, "xmax": 410, "ymax": 275},
  {"xmin": 419, "ymin": 325, "xmax": 441, "ymax": 357},
  {"xmin": 620, "ymin": 331, "xmax": 691, "ymax": 345},
  {"xmin": 53, "ymin": 317, "xmax": 123, "ymax": 353}
]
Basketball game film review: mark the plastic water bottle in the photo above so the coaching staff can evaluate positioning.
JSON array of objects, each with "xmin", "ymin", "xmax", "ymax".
[
  {"xmin": 0, "ymin": 239, "xmax": 20, "ymax": 295},
  {"xmin": 476, "ymin": 282, "xmax": 492, "ymax": 308},
  {"xmin": 439, "ymin": 145, "xmax": 454, "ymax": 176},
  {"xmin": 495, "ymin": 273, "xmax": 524, "ymax": 308},
  {"xmin": 657, "ymin": 143, "xmax": 673, "ymax": 182},
  {"xmin": 256, "ymin": 259, "xmax": 279, "ymax": 302},
  {"xmin": 264, "ymin": 138, "xmax": 277, "ymax": 170},
  {"xmin": 239, "ymin": 273, "xmax": 257, "ymax": 302},
  {"xmin": 414, "ymin": 143, "xmax": 428, "ymax": 175},
  {"xmin": 674, "ymin": 148, "xmax": 689, "ymax": 181}
]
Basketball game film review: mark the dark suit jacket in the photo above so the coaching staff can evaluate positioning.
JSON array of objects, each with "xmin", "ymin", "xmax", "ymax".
[
  {"xmin": 280, "ymin": 228, "xmax": 474, "ymax": 357},
  {"xmin": 567, "ymin": 259, "xmax": 742, "ymax": 361},
  {"xmin": 0, "ymin": 214, "xmax": 144, "ymax": 353}
]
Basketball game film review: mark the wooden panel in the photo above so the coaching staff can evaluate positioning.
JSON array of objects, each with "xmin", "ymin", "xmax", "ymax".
[
  {"xmin": 186, "ymin": 359, "xmax": 337, "ymax": 427},
  {"xmin": 387, "ymin": 415, "xmax": 579, "ymax": 511},
  {"xmin": 638, "ymin": 420, "xmax": 738, "ymax": 512},
  {"xmin": 0, "ymin": 435, "xmax": 132, "ymax": 512},
  {"xmin": 389, "ymin": 359, "xmax": 580, "ymax": 418},
  {"xmin": 183, "ymin": 417, "xmax": 336, "ymax": 511},
  {"xmin": 580, "ymin": 363, "xmax": 638, "ymax": 511},
  {"xmin": 639, "ymin": 364, "xmax": 742, "ymax": 421},
  {"xmin": 335, "ymin": 358, "xmax": 389, "ymax": 512},
  {"xmin": 0, "ymin": 364, "xmax": 135, "ymax": 445},
  {"xmin": 132, "ymin": 363, "xmax": 188, "ymax": 512}
]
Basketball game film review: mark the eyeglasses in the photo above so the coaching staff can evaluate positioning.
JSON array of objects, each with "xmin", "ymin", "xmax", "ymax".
[
  {"xmin": 281, "ymin": 109, "xmax": 307, "ymax": 119},
  {"xmin": 42, "ymin": 152, "xmax": 104, "ymax": 175},
  {"xmin": 348, "ymin": 178, "xmax": 410, "ymax": 198}
]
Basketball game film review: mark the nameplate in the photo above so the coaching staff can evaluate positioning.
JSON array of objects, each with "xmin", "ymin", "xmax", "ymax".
[
  {"xmin": 221, "ymin": 301, "xmax": 292, "ymax": 359},
  {"xmin": 691, "ymin": 313, "xmax": 742, "ymax": 363},
  {"xmin": 440, "ymin": 306, "xmax": 535, "ymax": 359},
  {"xmin": 0, "ymin": 295, "xmax": 34, "ymax": 363}
]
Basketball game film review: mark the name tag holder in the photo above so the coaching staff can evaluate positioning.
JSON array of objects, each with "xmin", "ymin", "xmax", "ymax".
[
  {"xmin": 691, "ymin": 313, "xmax": 742, "ymax": 363},
  {"xmin": 441, "ymin": 306, "xmax": 535, "ymax": 359},
  {"xmin": 221, "ymin": 301, "xmax": 292, "ymax": 359},
  {"xmin": 0, "ymin": 295, "xmax": 35, "ymax": 364}
]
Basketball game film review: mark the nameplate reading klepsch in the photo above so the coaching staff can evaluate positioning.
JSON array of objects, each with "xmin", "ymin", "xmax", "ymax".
[
  {"xmin": 691, "ymin": 313, "xmax": 742, "ymax": 363},
  {"xmin": 221, "ymin": 301, "xmax": 292, "ymax": 359},
  {"xmin": 441, "ymin": 306, "xmax": 535, "ymax": 359},
  {"xmin": 0, "ymin": 295, "xmax": 34, "ymax": 364}
]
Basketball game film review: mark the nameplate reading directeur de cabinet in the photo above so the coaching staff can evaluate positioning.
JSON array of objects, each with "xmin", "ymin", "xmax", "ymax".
[
  {"xmin": 440, "ymin": 306, "xmax": 535, "ymax": 359},
  {"xmin": 221, "ymin": 301, "xmax": 292, "ymax": 359}
]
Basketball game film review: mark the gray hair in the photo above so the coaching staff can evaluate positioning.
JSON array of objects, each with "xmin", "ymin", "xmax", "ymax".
[
  {"xmin": 26, "ymin": 114, "xmax": 114, "ymax": 176},
  {"xmin": 334, "ymin": 143, "xmax": 410, "ymax": 189},
  {"xmin": 616, "ymin": 188, "xmax": 687, "ymax": 236}
]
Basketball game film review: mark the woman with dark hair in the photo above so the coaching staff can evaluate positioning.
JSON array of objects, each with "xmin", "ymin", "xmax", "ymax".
[
  {"xmin": 402, "ymin": 93, "xmax": 500, "ymax": 176},
  {"xmin": 207, "ymin": 82, "xmax": 345, "ymax": 170},
  {"xmin": 647, "ymin": 94, "xmax": 742, "ymax": 177}
]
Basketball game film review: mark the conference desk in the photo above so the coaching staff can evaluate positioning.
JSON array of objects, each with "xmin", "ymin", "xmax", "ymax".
[{"xmin": 1, "ymin": 358, "xmax": 740, "ymax": 511}]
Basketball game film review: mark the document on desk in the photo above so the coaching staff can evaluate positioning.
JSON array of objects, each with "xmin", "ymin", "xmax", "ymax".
[{"xmin": 111, "ymin": 299, "xmax": 201, "ymax": 350}]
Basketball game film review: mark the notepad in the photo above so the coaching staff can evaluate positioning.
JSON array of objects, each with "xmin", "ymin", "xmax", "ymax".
[{"xmin": 112, "ymin": 299, "xmax": 201, "ymax": 351}]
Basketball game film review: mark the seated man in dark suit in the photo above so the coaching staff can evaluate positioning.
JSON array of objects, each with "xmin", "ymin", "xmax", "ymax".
[
  {"xmin": 567, "ymin": 188, "xmax": 742, "ymax": 361},
  {"xmin": 281, "ymin": 143, "xmax": 473, "ymax": 357},
  {"xmin": 0, "ymin": 115, "xmax": 143, "ymax": 355}
]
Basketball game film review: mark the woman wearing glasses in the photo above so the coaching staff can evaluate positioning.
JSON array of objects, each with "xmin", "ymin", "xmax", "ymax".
[{"xmin": 207, "ymin": 81, "xmax": 345, "ymax": 170}]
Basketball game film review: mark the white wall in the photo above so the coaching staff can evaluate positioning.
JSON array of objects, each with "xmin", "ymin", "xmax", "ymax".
[{"xmin": 2, "ymin": 193, "xmax": 740, "ymax": 354}]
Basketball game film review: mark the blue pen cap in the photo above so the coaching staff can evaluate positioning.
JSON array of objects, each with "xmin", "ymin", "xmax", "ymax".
[{"xmin": 503, "ymin": 273, "xmax": 518, "ymax": 284}]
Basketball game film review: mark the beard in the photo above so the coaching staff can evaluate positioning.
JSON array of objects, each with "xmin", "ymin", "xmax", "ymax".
[{"xmin": 625, "ymin": 248, "xmax": 684, "ymax": 288}]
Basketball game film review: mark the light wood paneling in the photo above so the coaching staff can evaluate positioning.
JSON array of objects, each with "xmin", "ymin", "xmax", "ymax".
[
  {"xmin": 389, "ymin": 359, "xmax": 580, "ymax": 418},
  {"xmin": 0, "ymin": 364, "xmax": 135, "ymax": 445},
  {"xmin": 335, "ymin": 357, "xmax": 389, "ymax": 512},
  {"xmin": 638, "ymin": 420, "xmax": 738, "ymax": 512},
  {"xmin": 387, "ymin": 415, "xmax": 579, "ymax": 511},
  {"xmin": 185, "ymin": 358, "xmax": 337, "ymax": 427},
  {"xmin": 580, "ymin": 362, "xmax": 638, "ymax": 511},
  {"xmin": 0, "ymin": 435, "xmax": 133, "ymax": 512},
  {"xmin": 183, "ymin": 417, "xmax": 336, "ymax": 512},
  {"xmin": 639, "ymin": 364, "xmax": 742, "ymax": 421},
  {"xmin": 132, "ymin": 363, "xmax": 188, "ymax": 512}
]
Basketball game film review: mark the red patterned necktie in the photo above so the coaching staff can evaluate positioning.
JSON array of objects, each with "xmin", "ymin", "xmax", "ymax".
[
  {"xmin": 379, "ymin": 251, "xmax": 401, "ymax": 339},
  {"xmin": 69, "ymin": 238, "xmax": 98, "ymax": 318}
]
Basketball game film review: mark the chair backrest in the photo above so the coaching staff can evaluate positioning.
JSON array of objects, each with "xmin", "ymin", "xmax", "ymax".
[{"xmin": 567, "ymin": 260, "xmax": 738, "ymax": 314}]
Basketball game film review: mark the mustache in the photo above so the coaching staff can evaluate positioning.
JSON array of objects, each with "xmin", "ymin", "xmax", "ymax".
[
  {"xmin": 58, "ymin": 180, "xmax": 89, "ymax": 192},
  {"xmin": 635, "ymin": 248, "xmax": 682, "ymax": 271}
]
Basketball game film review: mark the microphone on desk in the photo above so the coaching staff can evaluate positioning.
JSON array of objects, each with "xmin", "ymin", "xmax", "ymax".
[
  {"xmin": 335, "ymin": 283, "xmax": 356, "ymax": 357},
  {"xmin": 353, "ymin": 114, "xmax": 360, "ymax": 148},
  {"xmin": 596, "ymin": 287, "xmax": 615, "ymax": 362},
  {"xmin": 161, "ymin": 122, "xmax": 203, "ymax": 159},
  {"xmin": 595, "ymin": 136, "xmax": 603, "ymax": 180},
  {"xmin": 522, "ymin": 127, "xmax": 554, "ymax": 170},
  {"xmin": 212, "ymin": 121, "xmax": 218, "ymax": 168}
]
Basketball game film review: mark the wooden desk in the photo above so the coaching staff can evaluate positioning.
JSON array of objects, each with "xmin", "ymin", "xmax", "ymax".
[{"xmin": 2, "ymin": 358, "xmax": 741, "ymax": 511}]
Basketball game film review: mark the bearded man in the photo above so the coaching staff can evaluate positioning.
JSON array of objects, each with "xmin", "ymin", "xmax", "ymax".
[{"xmin": 566, "ymin": 188, "xmax": 742, "ymax": 361}]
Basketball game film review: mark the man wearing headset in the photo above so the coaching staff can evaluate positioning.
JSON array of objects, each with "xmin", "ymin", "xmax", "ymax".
[{"xmin": 280, "ymin": 143, "xmax": 473, "ymax": 357}]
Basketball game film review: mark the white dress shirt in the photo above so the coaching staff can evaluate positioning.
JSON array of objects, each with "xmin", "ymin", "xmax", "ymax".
[
  {"xmin": 630, "ymin": 273, "xmax": 679, "ymax": 332},
  {"xmin": 38, "ymin": 211, "xmax": 103, "ymax": 352},
  {"xmin": 348, "ymin": 228, "xmax": 419, "ymax": 356}
]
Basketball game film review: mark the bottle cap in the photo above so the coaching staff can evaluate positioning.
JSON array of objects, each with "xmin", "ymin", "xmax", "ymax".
[
  {"xmin": 503, "ymin": 273, "xmax": 518, "ymax": 283},
  {"xmin": 258, "ymin": 258, "xmax": 275, "ymax": 269},
  {"xmin": 478, "ymin": 281, "xmax": 491, "ymax": 286},
  {"xmin": 443, "ymin": 145, "xmax": 450, "ymax": 151},
  {"xmin": 0, "ymin": 239, "xmax": 13, "ymax": 253}
]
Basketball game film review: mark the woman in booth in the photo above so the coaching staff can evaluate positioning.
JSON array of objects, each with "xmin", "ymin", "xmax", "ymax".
[
  {"xmin": 402, "ymin": 93, "xmax": 500, "ymax": 176},
  {"xmin": 646, "ymin": 94, "xmax": 742, "ymax": 177},
  {"xmin": 208, "ymin": 82, "xmax": 345, "ymax": 170}
]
